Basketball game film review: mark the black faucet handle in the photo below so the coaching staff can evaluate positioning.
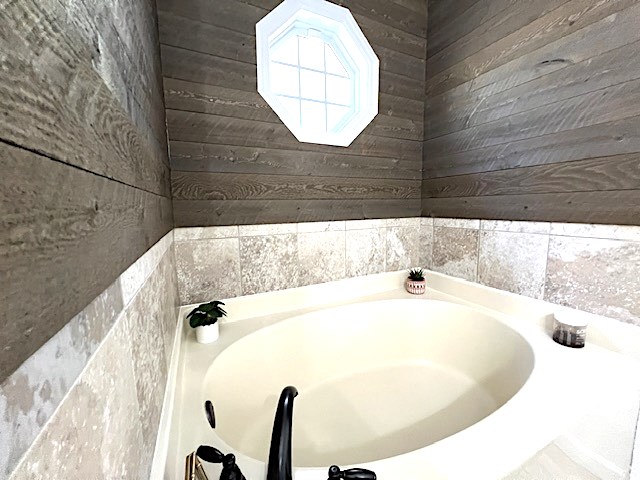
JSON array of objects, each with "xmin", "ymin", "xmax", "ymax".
[
  {"xmin": 328, "ymin": 465, "xmax": 377, "ymax": 480},
  {"xmin": 197, "ymin": 445, "xmax": 225, "ymax": 463}
]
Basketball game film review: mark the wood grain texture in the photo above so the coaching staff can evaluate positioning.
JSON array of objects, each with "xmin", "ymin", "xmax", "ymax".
[
  {"xmin": 423, "ymin": 0, "xmax": 640, "ymax": 225},
  {"xmin": 422, "ymin": 154, "xmax": 640, "ymax": 197},
  {"xmin": 0, "ymin": 143, "xmax": 173, "ymax": 381},
  {"xmin": 173, "ymin": 199, "xmax": 421, "ymax": 227},
  {"xmin": 169, "ymin": 142, "xmax": 422, "ymax": 180},
  {"xmin": 172, "ymin": 172, "xmax": 421, "ymax": 201},
  {"xmin": 422, "ymin": 190, "xmax": 640, "ymax": 226},
  {"xmin": 158, "ymin": 0, "xmax": 428, "ymax": 226},
  {"xmin": 0, "ymin": 0, "xmax": 172, "ymax": 382}
]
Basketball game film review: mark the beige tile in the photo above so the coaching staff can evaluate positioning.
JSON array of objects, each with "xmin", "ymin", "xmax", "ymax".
[
  {"xmin": 478, "ymin": 231, "xmax": 549, "ymax": 299},
  {"xmin": 8, "ymin": 321, "xmax": 145, "ymax": 480},
  {"xmin": 0, "ymin": 280, "xmax": 123, "ymax": 478},
  {"xmin": 239, "ymin": 235, "xmax": 299, "ymax": 295},
  {"xmin": 345, "ymin": 219, "xmax": 386, "ymax": 230},
  {"xmin": 434, "ymin": 218, "xmax": 481, "ymax": 229},
  {"xmin": 346, "ymin": 229, "xmax": 385, "ymax": 277},
  {"xmin": 297, "ymin": 221, "xmax": 345, "ymax": 233},
  {"xmin": 550, "ymin": 223, "xmax": 640, "ymax": 242},
  {"xmin": 239, "ymin": 223, "xmax": 297, "ymax": 237},
  {"xmin": 481, "ymin": 220, "xmax": 550, "ymax": 234},
  {"xmin": 175, "ymin": 238, "xmax": 241, "ymax": 305},
  {"xmin": 298, "ymin": 231, "xmax": 346, "ymax": 286},
  {"xmin": 121, "ymin": 266, "xmax": 169, "ymax": 474},
  {"xmin": 420, "ymin": 217, "xmax": 434, "ymax": 227},
  {"xmin": 174, "ymin": 226, "xmax": 239, "ymax": 241},
  {"xmin": 419, "ymin": 222, "xmax": 434, "ymax": 270},
  {"xmin": 545, "ymin": 236, "xmax": 640, "ymax": 325},
  {"xmin": 432, "ymin": 227, "xmax": 479, "ymax": 282},
  {"xmin": 386, "ymin": 226, "xmax": 420, "ymax": 272}
]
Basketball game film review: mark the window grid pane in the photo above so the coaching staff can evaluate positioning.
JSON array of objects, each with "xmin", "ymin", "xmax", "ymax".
[{"xmin": 271, "ymin": 33, "xmax": 353, "ymax": 133}]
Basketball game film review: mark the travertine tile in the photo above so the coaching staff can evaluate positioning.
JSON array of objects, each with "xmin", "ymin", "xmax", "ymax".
[
  {"xmin": 386, "ymin": 226, "xmax": 420, "ymax": 272},
  {"xmin": 239, "ymin": 235, "xmax": 299, "ymax": 295},
  {"xmin": 121, "ymin": 262, "xmax": 169, "ymax": 476},
  {"xmin": 481, "ymin": 220, "xmax": 550, "ymax": 234},
  {"xmin": 478, "ymin": 231, "xmax": 549, "ymax": 299},
  {"xmin": 420, "ymin": 217, "xmax": 434, "ymax": 227},
  {"xmin": 345, "ymin": 219, "xmax": 386, "ymax": 230},
  {"xmin": 156, "ymin": 249, "xmax": 180, "ymax": 370},
  {"xmin": 298, "ymin": 221, "xmax": 345, "ymax": 233},
  {"xmin": 545, "ymin": 236, "xmax": 640, "ymax": 325},
  {"xmin": 8, "ymin": 320, "xmax": 144, "ymax": 480},
  {"xmin": 120, "ymin": 231, "xmax": 173, "ymax": 305},
  {"xmin": 434, "ymin": 218, "xmax": 481, "ymax": 229},
  {"xmin": 239, "ymin": 223, "xmax": 297, "ymax": 236},
  {"xmin": 419, "ymin": 222, "xmax": 434, "ymax": 270},
  {"xmin": 550, "ymin": 223, "xmax": 640, "ymax": 242},
  {"xmin": 174, "ymin": 226, "xmax": 239, "ymax": 241},
  {"xmin": 346, "ymin": 229, "xmax": 385, "ymax": 277},
  {"xmin": 175, "ymin": 238, "xmax": 241, "ymax": 305},
  {"xmin": 0, "ymin": 280, "xmax": 123, "ymax": 478},
  {"xmin": 298, "ymin": 231, "xmax": 346, "ymax": 286},
  {"xmin": 432, "ymin": 227, "xmax": 479, "ymax": 282}
]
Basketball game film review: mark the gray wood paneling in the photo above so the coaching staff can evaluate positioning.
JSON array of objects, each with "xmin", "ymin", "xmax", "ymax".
[
  {"xmin": 173, "ymin": 199, "xmax": 422, "ymax": 227},
  {"xmin": 0, "ymin": 1, "xmax": 171, "ymax": 381},
  {"xmin": 423, "ymin": 0, "xmax": 640, "ymax": 225},
  {"xmin": 158, "ymin": 0, "xmax": 428, "ymax": 226}
]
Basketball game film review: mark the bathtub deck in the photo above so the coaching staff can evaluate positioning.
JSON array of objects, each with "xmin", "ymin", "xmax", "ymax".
[{"xmin": 504, "ymin": 443, "xmax": 599, "ymax": 480}]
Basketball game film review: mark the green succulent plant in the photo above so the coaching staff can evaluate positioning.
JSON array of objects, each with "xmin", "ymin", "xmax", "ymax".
[
  {"xmin": 408, "ymin": 268, "xmax": 425, "ymax": 281},
  {"xmin": 187, "ymin": 301, "xmax": 227, "ymax": 328}
]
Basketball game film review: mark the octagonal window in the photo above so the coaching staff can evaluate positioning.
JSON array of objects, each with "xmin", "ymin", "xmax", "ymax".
[{"xmin": 256, "ymin": 0, "xmax": 379, "ymax": 147}]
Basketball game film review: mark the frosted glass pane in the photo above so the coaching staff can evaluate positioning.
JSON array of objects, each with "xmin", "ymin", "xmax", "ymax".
[
  {"xmin": 327, "ymin": 105, "xmax": 350, "ymax": 131},
  {"xmin": 277, "ymin": 95, "xmax": 300, "ymax": 126},
  {"xmin": 299, "ymin": 69, "xmax": 325, "ymax": 101},
  {"xmin": 270, "ymin": 63, "xmax": 299, "ymax": 96},
  {"xmin": 271, "ymin": 35, "xmax": 299, "ymax": 65},
  {"xmin": 301, "ymin": 100, "xmax": 326, "ymax": 133},
  {"xmin": 326, "ymin": 75, "xmax": 352, "ymax": 106},
  {"xmin": 325, "ymin": 45, "xmax": 348, "ymax": 77},
  {"xmin": 299, "ymin": 35, "xmax": 325, "ymax": 71}
]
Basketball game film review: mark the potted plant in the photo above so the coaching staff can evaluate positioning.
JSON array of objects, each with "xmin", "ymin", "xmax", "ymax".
[
  {"xmin": 405, "ymin": 268, "xmax": 426, "ymax": 295},
  {"xmin": 187, "ymin": 301, "xmax": 227, "ymax": 344}
]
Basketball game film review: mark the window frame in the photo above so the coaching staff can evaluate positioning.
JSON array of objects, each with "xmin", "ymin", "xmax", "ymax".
[{"xmin": 256, "ymin": 0, "xmax": 380, "ymax": 147}]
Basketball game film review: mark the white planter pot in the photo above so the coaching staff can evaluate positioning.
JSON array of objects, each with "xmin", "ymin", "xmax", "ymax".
[{"xmin": 195, "ymin": 323, "xmax": 219, "ymax": 344}]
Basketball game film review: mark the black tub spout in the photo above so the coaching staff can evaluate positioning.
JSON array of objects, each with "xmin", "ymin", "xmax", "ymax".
[{"xmin": 267, "ymin": 386, "xmax": 298, "ymax": 480}]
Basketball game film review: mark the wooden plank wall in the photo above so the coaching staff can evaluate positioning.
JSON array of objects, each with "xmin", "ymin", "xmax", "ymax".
[
  {"xmin": 156, "ymin": 0, "xmax": 428, "ymax": 226},
  {"xmin": 422, "ymin": 0, "xmax": 640, "ymax": 225},
  {"xmin": 0, "ymin": 0, "xmax": 172, "ymax": 381}
]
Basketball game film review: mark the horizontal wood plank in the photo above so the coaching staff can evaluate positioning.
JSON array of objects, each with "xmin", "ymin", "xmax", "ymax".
[
  {"xmin": 167, "ymin": 110, "xmax": 423, "ymax": 161},
  {"xmin": 421, "ymin": 190, "xmax": 640, "ymax": 226},
  {"xmin": 422, "ymin": 154, "xmax": 640, "ymax": 197},
  {"xmin": 0, "ymin": 142, "xmax": 173, "ymax": 381},
  {"xmin": 0, "ymin": 0, "xmax": 170, "ymax": 196},
  {"xmin": 425, "ymin": 40, "xmax": 640, "ymax": 139},
  {"xmin": 425, "ymin": 78, "xmax": 640, "ymax": 157},
  {"xmin": 174, "ymin": 198, "xmax": 422, "ymax": 226},
  {"xmin": 163, "ymin": 78, "xmax": 423, "ymax": 141},
  {"xmin": 169, "ymin": 141, "xmax": 422, "ymax": 180},
  {"xmin": 172, "ymin": 171, "xmax": 421, "ymax": 201},
  {"xmin": 426, "ymin": 1, "xmax": 640, "ymax": 97},
  {"xmin": 423, "ymin": 115, "xmax": 640, "ymax": 178}
]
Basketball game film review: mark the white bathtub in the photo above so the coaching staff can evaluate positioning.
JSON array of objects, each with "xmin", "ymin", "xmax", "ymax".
[{"xmin": 191, "ymin": 298, "xmax": 590, "ymax": 480}]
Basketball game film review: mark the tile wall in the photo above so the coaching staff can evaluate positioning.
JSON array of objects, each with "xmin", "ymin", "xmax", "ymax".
[
  {"xmin": 0, "ymin": 233, "xmax": 180, "ymax": 479},
  {"xmin": 174, "ymin": 218, "xmax": 433, "ymax": 305},
  {"xmin": 176, "ymin": 218, "xmax": 640, "ymax": 327}
]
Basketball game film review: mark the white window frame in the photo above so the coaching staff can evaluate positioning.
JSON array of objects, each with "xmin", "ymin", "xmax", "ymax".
[{"xmin": 256, "ymin": 0, "xmax": 379, "ymax": 147}]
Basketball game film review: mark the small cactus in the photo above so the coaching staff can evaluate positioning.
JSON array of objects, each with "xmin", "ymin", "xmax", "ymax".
[{"xmin": 408, "ymin": 268, "xmax": 425, "ymax": 281}]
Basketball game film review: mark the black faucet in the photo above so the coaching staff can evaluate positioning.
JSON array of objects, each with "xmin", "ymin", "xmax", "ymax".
[
  {"xmin": 197, "ymin": 445, "xmax": 246, "ymax": 480},
  {"xmin": 267, "ymin": 386, "xmax": 299, "ymax": 480}
]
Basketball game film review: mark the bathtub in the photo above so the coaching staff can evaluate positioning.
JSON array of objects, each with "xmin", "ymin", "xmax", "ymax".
[{"xmin": 187, "ymin": 298, "xmax": 591, "ymax": 480}]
